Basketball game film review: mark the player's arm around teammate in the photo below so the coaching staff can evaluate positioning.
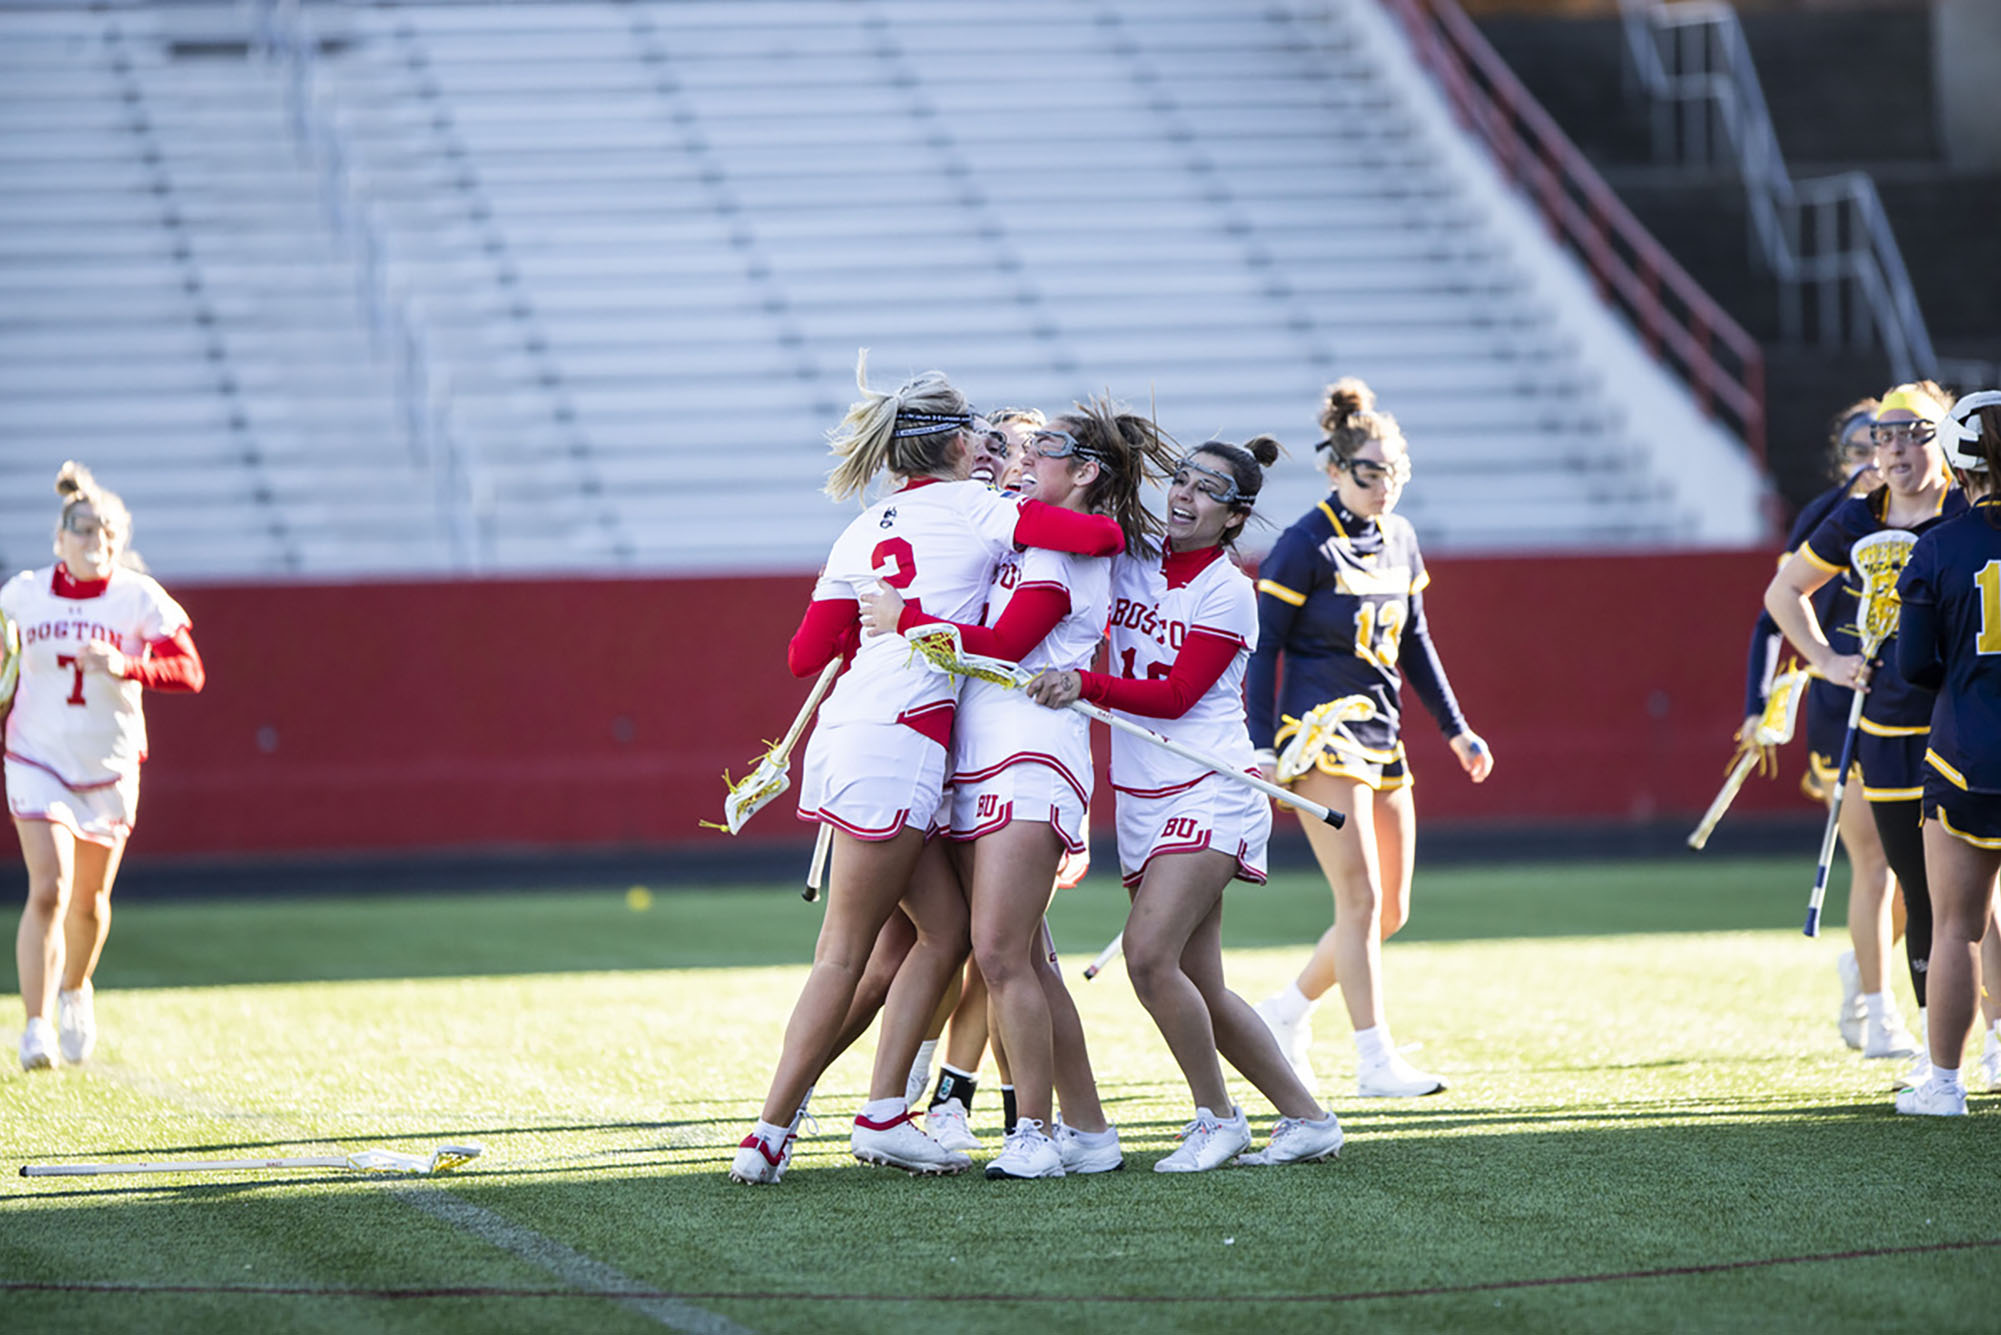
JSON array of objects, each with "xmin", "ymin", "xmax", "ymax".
[
  {"xmin": 9, "ymin": 464, "xmax": 205, "ymax": 1071},
  {"xmin": 731, "ymin": 356, "xmax": 1123, "ymax": 1185},
  {"xmin": 1890, "ymin": 392, "xmax": 2001, "ymax": 1115},
  {"xmin": 1028, "ymin": 438, "xmax": 1344, "ymax": 1172},
  {"xmin": 862, "ymin": 397, "xmax": 1177, "ymax": 1178},
  {"xmin": 1243, "ymin": 380, "xmax": 1489, "ymax": 1100}
]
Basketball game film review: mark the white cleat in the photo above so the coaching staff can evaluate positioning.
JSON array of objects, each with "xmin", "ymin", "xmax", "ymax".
[
  {"xmin": 1153, "ymin": 1106, "xmax": 1251, "ymax": 1174},
  {"xmin": 1236, "ymin": 1112, "xmax": 1345, "ymax": 1166},
  {"xmin": 851, "ymin": 1110, "xmax": 971, "ymax": 1176},
  {"xmin": 1834, "ymin": 951, "xmax": 1864, "ymax": 1051},
  {"xmin": 57, "ymin": 982, "xmax": 95, "ymax": 1064},
  {"xmin": 1899, "ymin": 1051, "xmax": 1933, "ymax": 1091},
  {"xmin": 1052, "ymin": 1117, "xmax": 1125, "ymax": 1174},
  {"xmin": 984, "ymin": 1119, "xmax": 1065, "ymax": 1180},
  {"xmin": 727, "ymin": 1127, "xmax": 795, "ymax": 1185},
  {"xmin": 1861, "ymin": 1014, "xmax": 1920, "ymax": 1061},
  {"xmin": 1894, "ymin": 1076, "xmax": 1967, "ymax": 1117},
  {"xmin": 1357, "ymin": 1052, "xmax": 1447, "ymax": 1098},
  {"xmin": 1982, "ymin": 1029, "xmax": 2001, "ymax": 1093},
  {"xmin": 924, "ymin": 1097, "xmax": 984, "ymax": 1153},
  {"xmin": 1253, "ymin": 995, "xmax": 1316, "ymax": 1092},
  {"xmin": 19, "ymin": 1017, "xmax": 57, "ymax": 1072}
]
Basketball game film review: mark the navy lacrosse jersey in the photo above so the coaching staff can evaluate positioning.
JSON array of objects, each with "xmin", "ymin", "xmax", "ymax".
[
  {"xmin": 1246, "ymin": 497, "xmax": 1465, "ymax": 753},
  {"xmin": 1798, "ymin": 486, "xmax": 1968, "ymax": 732},
  {"xmin": 1744, "ymin": 477, "xmax": 1861, "ymax": 717},
  {"xmin": 1897, "ymin": 497, "xmax": 2001, "ymax": 794}
]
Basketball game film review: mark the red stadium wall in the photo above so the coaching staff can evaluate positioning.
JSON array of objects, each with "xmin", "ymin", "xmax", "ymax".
[{"xmin": 104, "ymin": 550, "xmax": 1797, "ymax": 860}]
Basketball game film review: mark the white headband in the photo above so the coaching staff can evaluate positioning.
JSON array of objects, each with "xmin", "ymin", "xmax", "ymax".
[{"xmin": 1947, "ymin": 390, "xmax": 2001, "ymax": 472}]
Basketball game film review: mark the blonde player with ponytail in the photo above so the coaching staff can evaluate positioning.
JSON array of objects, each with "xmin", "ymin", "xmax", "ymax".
[{"xmin": 6, "ymin": 463, "xmax": 206, "ymax": 1071}]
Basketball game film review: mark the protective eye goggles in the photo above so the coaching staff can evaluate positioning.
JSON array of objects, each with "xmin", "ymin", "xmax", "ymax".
[
  {"xmin": 1870, "ymin": 418, "xmax": 1937, "ymax": 447},
  {"xmin": 1340, "ymin": 455, "xmax": 1412, "ymax": 488},
  {"xmin": 1028, "ymin": 428, "xmax": 1102, "ymax": 462},
  {"xmin": 61, "ymin": 513, "xmax": 115, "ymax": 540},
  {"xmin": 1171, "ymin": 452, "xmax": 1249, "ymax": 507}
]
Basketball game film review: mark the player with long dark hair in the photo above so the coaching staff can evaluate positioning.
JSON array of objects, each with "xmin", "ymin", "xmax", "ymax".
[{"xmin": 1892, "ymin": 391, "xmax": 2001, "ymax": 1114}]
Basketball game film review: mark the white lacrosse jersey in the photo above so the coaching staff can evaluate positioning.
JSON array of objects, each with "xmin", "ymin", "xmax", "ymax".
[
  {"xmin": 1102, "ymin": 547, "xmax": 1259, "ymax": 796},
  {"xmin": 0, "ymin": 565, "xmax": 190, "ymax": 789},
  {"xmin": 811, "ymin": 479, "xmax": 1027, "ymax": 736},
  {"xmin": 951, "ymin": 545, "xmax": 1112, "ymax": 803}
]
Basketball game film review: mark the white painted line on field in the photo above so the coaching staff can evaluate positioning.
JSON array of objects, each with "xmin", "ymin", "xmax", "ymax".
[{"xmin": 394, "ymin": 1188, "xmax": 755, "ymax": 1335}]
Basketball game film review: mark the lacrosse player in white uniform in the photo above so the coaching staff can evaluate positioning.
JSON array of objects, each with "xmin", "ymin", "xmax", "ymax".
[
  {"xmin": 1028, "ymin": 437, "xmax": 1344, "ymax": 1173},
  {"xmin": 8, "ymin": 463, "xmax": 206, "ymax": 1070},
  {"xmin": 862, "ymin": 396, "xmax": 1178, "ymax": 1178},
  {"xmin": 730, "ymin": 355, "xmax": 1123, "ymax": 1185}
]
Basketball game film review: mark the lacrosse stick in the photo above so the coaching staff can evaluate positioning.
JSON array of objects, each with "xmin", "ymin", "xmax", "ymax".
[
  {"xmin": 1275, "ymin": 695, "xmax": 1378, "ymax": 783},
  {"xmin": 0, "ymin": 610, "xmax": 18, "ymax": 709},
  {"xmin": 903, "ymin": 625, "xmax": 1345, "ymax": 829},
  {"xmin": 1687, "ymin": 664, "xmax": 1810, "ymax": 851},
  {"xmin": 1082, "ymin": 930, "xmax": 1123, "ymax": 981},
  {"xmin": 1805, "ymin": 529, "xmax": 1917, "ymax": 937},
  {"xmin": 706, "ymin": 658, "xmax": 842, "ymax": 835},
  {"xmin": 802, "ymin": 820, "xmax": 833, "ymax": 902},
  {"xmin": 21, "ymin": 1142, "xmax": 483, "ymax": 1179}
]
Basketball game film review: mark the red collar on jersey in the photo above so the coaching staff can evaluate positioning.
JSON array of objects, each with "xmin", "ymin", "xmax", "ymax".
[
  {"xmin": 893, "ymin": 476, "xmax": 947, "ymax": 494},
  {"xmin": 1161, "ymin": 542, "xmax": 1227, "ymax": 590},
  {"xmin": 52, "ymin": 565, "xmax": 109, "ymax": 600}
]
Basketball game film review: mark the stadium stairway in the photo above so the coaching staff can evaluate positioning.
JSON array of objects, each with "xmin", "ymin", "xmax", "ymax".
[
  {"xmin": 0, "ymin": 2, "xmax": 447, "ymax": 579},
  {"xmin": 303, "ymin": 0, "xmax": 1768, "ymax": 574}
]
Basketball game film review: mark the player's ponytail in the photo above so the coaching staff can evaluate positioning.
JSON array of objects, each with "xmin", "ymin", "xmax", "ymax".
[
  {"xmin": 1315, "ymin": 376, "xmax": 1404, "ymax": 466},
  {"xmin": 825, "ymin": 350, "xmax": 973, "ymax": 501},
  {"xmin": 1062, "ymin": 394, "xmax": 1179, "ymax": 561},
  {"xmin": 52, "ymin": 460, "xmax": 143, "ymax": 570}
]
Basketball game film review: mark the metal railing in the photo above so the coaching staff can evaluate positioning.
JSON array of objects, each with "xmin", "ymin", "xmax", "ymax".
[
  {"xmin": 1381, "ymin": 0, "xmax": 1766, "ymax": 459},
  {"xmin": 254, "ymin": 0, "xmax": 480, "ymax": 569},
  {"xmin": 1618, "ymin": 0, "xmax": 1936, "ymax": 383}
]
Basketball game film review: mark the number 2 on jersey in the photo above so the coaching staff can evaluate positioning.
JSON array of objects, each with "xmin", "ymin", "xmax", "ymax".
[{"xmin": 870, "ymin": 538, "xmax": 923, "ymax": 616}]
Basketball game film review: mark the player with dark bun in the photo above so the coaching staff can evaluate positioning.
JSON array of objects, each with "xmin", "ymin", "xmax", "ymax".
[
  {"xmin": 1892, "ymin": 390, "xmax": 2001, "ymax": 1115},
  {"xmin": 1245, "ymin": 379, "xmax": 1490, "ymax": 1100}
]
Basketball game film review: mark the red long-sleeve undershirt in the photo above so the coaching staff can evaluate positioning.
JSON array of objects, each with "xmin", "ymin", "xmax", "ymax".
[
  {"xmin": 122, "ymin": 626, "xmax": 206, "ymax": 692},
  {"xmin": 788, "ymin": 599, "xmax": 861, "ymax": 678},
  {"xmin": 896, "ymin": 584, "xmax": 1070, "ymax": 663},
  {"xmin": 1076, "ymin": 629, "xmax": 1238, "ymax": 719}
]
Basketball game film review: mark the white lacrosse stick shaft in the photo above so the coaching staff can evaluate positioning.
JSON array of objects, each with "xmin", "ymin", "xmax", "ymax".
[
  {"xmin": 802, "ymin": 820, "xmax": 833, "ymax": 903},
  {"xmin": 718, "ymin": 657, "xmax": 842, "ymax": 833},
  {"xmin": 772, "ymin": 658, "xmax": 842, "ymax": 766},
  {"xmin": 1082, "ymin": 931, "xmax": 1124, "ymax": 980},
  {"xmin": 1687, "ymin": 750, "xmax": 1759, "ymax": 852},
  {"xmin": 21, "ymin": 1143, "xmax": 482, "ymax": 1178}
]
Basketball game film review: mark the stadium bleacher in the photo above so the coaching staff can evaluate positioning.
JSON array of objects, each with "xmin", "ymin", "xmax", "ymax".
[{"xmin": 0, "ymin": 0, "xmax": 1772, "ymax": 578}]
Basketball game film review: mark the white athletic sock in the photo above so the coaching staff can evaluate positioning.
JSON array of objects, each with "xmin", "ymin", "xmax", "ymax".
[
  {"xmin": 1862, "ymin": 992, "xmax": 1891, "ymax": 1023},
  {"xmin": 908, "ymin": 1038, "xmax": 937, "ymax": 1087},
  {"xmin": 858, "ymin": 1096, "xmax": 905, "ymax": 1123},
  {"xmin": 1934, "ymin": 1065, "xmax": 1963, "ymax": 1091},
  {"xmin": 1354, "ymin": 1025, "xmax": 1393, "ymax": 1066},
  {"xmin": 753, "ymin": 1119, "xmax": 790, "ymax": 1148},
  {"xmin": 1266, "ymin": 982, "xmax": 1314, "ymax": 1024}
]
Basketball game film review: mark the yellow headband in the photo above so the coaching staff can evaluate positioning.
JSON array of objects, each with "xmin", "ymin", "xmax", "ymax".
[{"xmin": 1877, "ymin": 386, "xmax": 1946, "ymax": 422}]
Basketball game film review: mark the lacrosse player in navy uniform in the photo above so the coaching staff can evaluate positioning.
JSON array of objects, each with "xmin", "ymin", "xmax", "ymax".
[
  {"xmin": 1245, "ymin": 379, "xmax": 1490, "ymax": 1101},
  {"xmin": 6, "ymin": 463, "xmax": 205, "ymax": 1071},
  {"xmin": 1768, "ymin": 383, "xmax": 1966, "ymax": 1081},
  {"xmin": 1738, "ymin": 399, "xmax": 1904, "ymax": 1050},
  {"xmin": 1892, "ymin": 390, "xmax": 2001, "ymax": 1114}
]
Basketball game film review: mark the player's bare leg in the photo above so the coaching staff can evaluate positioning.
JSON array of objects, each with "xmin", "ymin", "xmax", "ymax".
[
  {"xmin": 60, "ymin": 834, "xmax": 125, "ymax": 990},
  {"xmin": 1897, "ymin": 822, "xmax": 2001, "ymax": 1114},
  {"xmin": 942, "ymin": 955, "xmax": 990, "ymax": 1073},
  {"xmin": 1290, "ymin": 772, "xmax": 1384, "ymax": 1026},
  {"xmin": 827, "ymin": 908, "xmax": 916, "ymax": 1061},
  {"xmin": 966, "ymin": 823, "xmax": 1063, "ymax": 1128},
  {"xmin": 1840, "ymin": 785, "xmax": 1898, "ymax": 995},
  {"xmin": 755, "ymin": 827, "xmax": 925, "ymax": 1127},
  {"xmin": 1039, "ymin": 925, "xmax": 1110, "ymax": 1134},
  {"xmin": 1179, "ymin": 904, "xmax": 1323, "ymax": 1121},
  {"xmin": 869, "ymin": 837, "xmax": 970, "ymax": 1105},
  {"xmin": 14, "ymin": 818, "xmax": 74, "ymax": 1023},
  {"xmin": 1123, "ymin": 850, "xmax": 1236, "ymax": 1113}
]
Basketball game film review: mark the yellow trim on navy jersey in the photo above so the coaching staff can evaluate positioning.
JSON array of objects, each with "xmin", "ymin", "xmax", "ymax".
[
  {"xmin": 1938, "ymin": 808, "xmax": 2001, "ymax": 850},
  {"xmin": 1863, "ymin": 783, "xmax": 1925, "ymax": 803},
  {"xmin": 1410, "ymin": 569, "xmax": 1432, "ymax": 595},
  {"xmin": 1798, "ymin": 542, "xmax": 1845, "ymax": 575},
  {"xmin": 1333, "ymin": 566, "xmax": 1417, "ymax": 597},
  {"xmin": 1858, "ymin": 718, "xmax": 1928, "ymax": 738},
  {"xmin": 1256, "ymin": 578, "xmax": 1307, "ymax": 607},
  {"xmin": 1926, "ymin": 749, "xmax": 1970, "ymax": 790},
  {"xmin": 1318, "ymin": 501, "xmax": 1348, "ymax": 539}
]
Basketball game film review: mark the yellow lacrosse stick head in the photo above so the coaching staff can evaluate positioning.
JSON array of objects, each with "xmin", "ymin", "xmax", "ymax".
[
  {"xmin": 708, "ymin": 750, "xmax": 792, "ymax": 835},
  {"xmin": 902, "ymin": 624, "xmax": 1021, "ymax": 687},
  {"xmin": 1275, "ymin": 695, "xmax": 1377, "ymax": 783},
  {"xmin": 1754, "ymin": 666, "xmax": 1809, "ymax": 747},
  {"xmin": 1848, "ymin": 529, "xmax": 1918, "ymax": 656},
  {"xmin": 0, "ymin": 608, "xmax": 17, "ymax": 710}
]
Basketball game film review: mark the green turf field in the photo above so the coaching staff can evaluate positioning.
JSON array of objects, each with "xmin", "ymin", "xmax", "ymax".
[{"xmin": 3, "ymin": 856, "xmax": 1995, "ymax": 1334}]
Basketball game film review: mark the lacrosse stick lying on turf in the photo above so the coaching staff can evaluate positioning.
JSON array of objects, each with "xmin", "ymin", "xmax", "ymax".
[
  {"xmin": 1687, "ymin": 663, "xmax": 1810, "ymax": 852},
  {"xmin": 1804, "ymin": 528, "xmax": 1918, "ymax": 938},
  {"xmin": 21, "ymin": 1142, "xmax": 483, "ymax": 1179},
  {"xmin": 706, "ymin": 658, "xmax": 842, "ymax": 835},
  {"xmin": 903, "ymin": 625, "xmax": 1344, "ymax": 829}
]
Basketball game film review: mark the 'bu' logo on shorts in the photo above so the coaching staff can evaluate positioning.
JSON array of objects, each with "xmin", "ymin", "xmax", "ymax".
[
  {"xmin": 1162, "ymin": 817, "xmax": 1201, "ymax": 841},
  {"xmin": 976, "ymin": 793, "xmax": 1000, "ymax": 820}
]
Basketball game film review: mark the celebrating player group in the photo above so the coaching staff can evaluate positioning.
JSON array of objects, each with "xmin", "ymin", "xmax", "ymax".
[{"xmin": 726, "ymin": 351, "xmax": 1495, "ymax": 1183}]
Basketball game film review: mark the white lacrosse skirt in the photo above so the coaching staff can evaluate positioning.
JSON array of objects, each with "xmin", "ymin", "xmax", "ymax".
[
  {"xmin": 5, "ymin": 757, "xmax": 138, "ymax": 847},
  {"xmin": 798, "ymin": 720, "xmax": 948, "ymax": 841},
  {"xmin": 946, "ymin": 759, "xmax": 1089, "ymax": 855},
  {"xmin": 1114, "ymin": 771, "xmax": 1271, "ymax": 890}
]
